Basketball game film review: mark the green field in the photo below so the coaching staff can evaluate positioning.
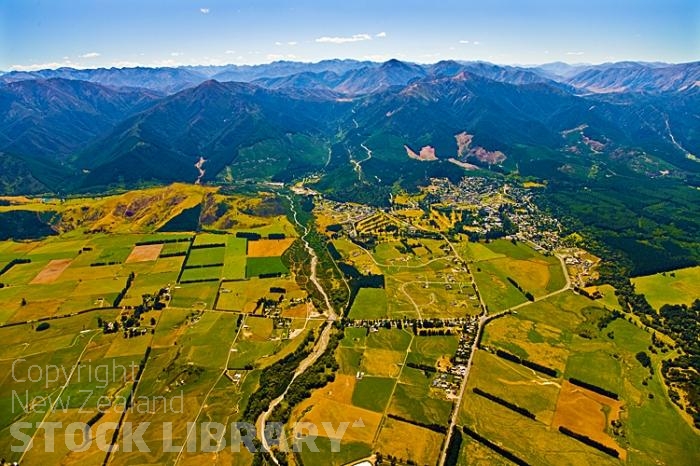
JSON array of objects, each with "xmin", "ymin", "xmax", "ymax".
[
  {"xmin": 170, "ymin": 281, "xmax": 220, "ymax": 309},
  {"xmin": 389, "ymin": 370, "xmax": 453, "ymax": 426},
  {"xmin": 473, "ymin": 259, "xmax": 528, "ymax": 312},
  {"xmin": 300, "ymin": 437, "xmax": 372, "ymax": 466},
  {"xmin": 352, "ymin": 376, "xmax": 396, "ymax": 412},
  {"xmin": 186, "ymin": 246, "xmax": 225, "ymax": 266},
  {"xmin": 406, "ymin": 335, "xmax": 459, "ymax": 368},
  {"xmin": 223, "ymin": 236, "xmax": 247, "ymax": 279},
  {"xmin": 160, "ymin": 240, "xmax": 190, "ymax": 256},
  {"xmin": 366, "ymin": 328, "xmax": 412, "ymax": 352},
  {"xmin": 460, "ymin": 241, "xmax": 506, "ymax": 262},
  {"xmin": 348, "ymin": 287, "xmax": 388, "ymax": 319},
  {"xmin": 179, "ymin": 265, "xmax": 222, "ymax": 282},
  {"xmin": 245, "ymin": 256, "xmax": 288, "ymax": 278},
  {"xmin": 216, "ymin": 276, "xmax": 305, "ymax": 313},
  {"xmin": 192, "ymin": 233, "xmax": 227, "ymax": 246},
  {"xmin": 632, "ymin": 265, "xmax": 700, "ymax": 309}
]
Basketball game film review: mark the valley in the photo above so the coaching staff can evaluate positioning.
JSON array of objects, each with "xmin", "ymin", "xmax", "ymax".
[
  {"xmin": 3, "ymin": 0, "xmax": 699, "ymax": 464},
  {"xmin": 0, "ymin": 179, "xmax": 696, "ymax": 466}
]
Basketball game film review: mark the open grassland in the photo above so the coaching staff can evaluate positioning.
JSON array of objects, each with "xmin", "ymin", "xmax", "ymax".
[
  {"xmin": 216, "ymin": 276, "xmax": 305, "ymax": 313},
  {"xmin": 472, "ymin": 259, "xmax": 527, "ymax": 312},
  {"xmin": 595, "ymin": 284, "xmax": 622, "ymax": 310},
  {"xmin": 29, "ymin": 258, "xmax": 73, "ymax": 284},
  {"xmin": 366, "ymin": 328, "xmax": 412, "ymax": 352},
  {"xmin": 222, "ymin": 236, "xmax": 247, "ymax": 279},
  {"xmin": 341, "ymin": 327, "xmax": 367, "ymax": 348},
  {"xmin": 360, "ymin": 348, "xmax": 404, "ymax": 378},
  {"xmin": 292, "ymin": 378, "xmax": 382, "ymax": 446},
  {"xmin": 457, "ymin": 433, "xmax": 513, "ymax": 466},
  {"xmin": 185, "ymin": 246, "xmax": 225, "ymax": 267},
  {"xmin": 352, "ymin": 376, "xmax": 396, "ymax": 412},
  {"xmin": 468, "ymin": 239, "xmax": 567, "ymax": 311},
  {"xmin": 348, "ymin": 287, "xmax": 388, "ymax": 320},
  {"xmin": 299, "ymin": 437, "xmax": 373, "ymax": 466},
  {"xmin": 245, "ymin": 256, "xmax": 288, "ymax": 278},
  {"xmin": 468, "ymin": 350, "xmax": 560, "ymax": 424},
  {"xmin": 359, "ymin": 239, "xmax": 479, "ymax": 320},
  {"xmin": 125, "ymin": 243, "xmax": 163, "ymax": 263},
  {"xmin": 247, "ymin": 238, "xmax": 295, "ymax": 257},
  {"xmin": 160, "ymin": 240, "xmax": 190, "ymax": 256},
  {"xmin": 179, "ymin": 265, "xmax": 222, "ymax": 282},
  {"xmin": 389, "ymin": 368, "xmax": 454, "ymax": 425},
  {"xmin": 460, "ymin": 241, "xmax": 506, "ymax": 262},
  {"xmin": 231, "ymin": 317, "xmax": 320, "ymax": 370},
  {"xmin": 331, "ymin": 238, "xmax": 382, "ymax": 275},
  {"xmin": 375, "ymin": 417, "xmax": 444, "ymax": 466},
  {"xmin": 482, "ymin": 291, "xmax": 604, "ymax": 372},
  {"xmin": 406, "ymin": 334, "xmax": 459, "ymax": 369},
  {"xmin": 552, "ymin": 381, "xmax": 626, "ymax": 459},
  {"xmin": 192, "ymin": 233, "xmax": 225, "ymax": 246},
  {"xmin": 170, "ymin": 282, "xmax": 219, "ymax": 309},
  {"xmin": 631, "ymin": 265, "xmax": 700, "ymax": 309}
]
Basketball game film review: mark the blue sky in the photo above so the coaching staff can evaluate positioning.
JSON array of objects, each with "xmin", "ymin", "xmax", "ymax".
[{"xmin": 1, "ymin": 0, "xmax": 698, "ymax": 70}]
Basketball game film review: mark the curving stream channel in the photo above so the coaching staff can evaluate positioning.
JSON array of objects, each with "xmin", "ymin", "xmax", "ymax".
[{"xmin": 255, "ymin": 195, "xmax": 338, "ymax": 463}]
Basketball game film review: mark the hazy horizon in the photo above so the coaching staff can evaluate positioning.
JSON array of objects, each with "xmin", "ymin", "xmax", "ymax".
[
  {"xmin": 2, "ymin": 57, "xmax": 698, "ymax": 74},
  {"xmin": 2, "ymin": 0, "xmax": 698, "ymax": 72}
]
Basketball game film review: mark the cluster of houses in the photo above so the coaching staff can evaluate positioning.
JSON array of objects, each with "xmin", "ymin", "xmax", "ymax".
[
  {"xmin": 563, "ymin": 251, "xmax": 598, "ymax": 288},
  {"xmin": 389, "ymin": 177, "xmax": 566, "ymax": 252},
  {"xmin": 431, "ymin": 317, "xmax": 479, "ymax": 397}
]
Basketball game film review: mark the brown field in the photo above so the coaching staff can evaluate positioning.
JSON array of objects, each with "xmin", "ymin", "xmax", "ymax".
[
  {"xmin": 281, "ymin": 303, "xmax": 309, "ymax": 318},
  {"xmin": 297, "ymin": 398, "xmax": 381, "ymax": 444},
  {"xmin": 10, "ymin": 299, "xmax": 64, "ymax": 322},
  {"xmin": 320, "ymin": 374, "xmax": 357, "ymax": 405},
  {"xmin": 361, "ymin": 348, "xmax": 404, "ymax": 377},
  {"xmin": 21, "ymin": 407, "xmax": 124, "ymax": 466},
  {"xmin": 247, "ymin": 238, "xmax": 295, "ymax": 257},
  {"xmin": 125, "ymin": 244, "xmax": 164, "ymax": 263},
  {"xmin": 496, "ymin": 258, "xmax": 550, "ymax": 292},
  {"xmin": 375, "ymin": 417, "xmax": 444, "ymax": 465},
  {"xmin": 30, "ymin": 258, "xmax": 73, "ymax": 284},
  {"xmin": 292, "ymin": 375, "xmax": 382, "ymax": 445},
  {"xmin": 552, "ymin": 381, "xmax": 625, "ymax": 459},
  {"xmin": 104, "ymin": 329, "xmax": 152, "ymax": 357}
]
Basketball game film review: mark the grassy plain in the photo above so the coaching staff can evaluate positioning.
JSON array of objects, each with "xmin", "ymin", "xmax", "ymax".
[
  {"xmin": 348, "ymin": 288, "xmax": 388, "ymax": 320},
  {"xmin": 631, "ymin": 265, "xmax": 700, "ymax": 309},
  {"xmin": 245, "ymin": 256, "xmax": 288, "ymax": 278},
  {"xmin": 375, "ymin": 417, "xmax": 444, "ymax": 466},
  {"xmin": 216, "ymin": 277, "xmax": 305, "ymax": 313},
  {"xmin": 352, "ymin": 376, "xmax": 396, "ymax": 412}
]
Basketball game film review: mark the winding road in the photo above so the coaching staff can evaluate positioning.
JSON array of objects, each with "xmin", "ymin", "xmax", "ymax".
[
  {"xmin": 194, "ymin": 156, "xmax": 206, "ymax": 185},
  {"xmin": 349, "ymin": 144, "xmax": 373, "ymax": 182}
]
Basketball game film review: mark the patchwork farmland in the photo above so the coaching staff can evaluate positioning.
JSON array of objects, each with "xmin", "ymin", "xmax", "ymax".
[
  {"xmin": 0, "ymin": 183, "xmax": 697, "ymax": 466},
  {"xmin": 0, "ymin": 186, "xmax": 320, "ymax": 466}
]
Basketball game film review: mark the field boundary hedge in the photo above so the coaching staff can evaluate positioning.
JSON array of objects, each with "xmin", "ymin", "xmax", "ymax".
[{"xmin": 462, "ymin": 426, "xmax": 530, "ymax": 466}]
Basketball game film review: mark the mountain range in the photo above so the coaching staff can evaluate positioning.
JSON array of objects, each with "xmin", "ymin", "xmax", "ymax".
[
  {"xmin": 1, "ymin": 58, "xmax": 697, "ymax": 193},
  {"xmin": 0, "ymin": 58, "xmax": 699, "ymax": 274}
]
